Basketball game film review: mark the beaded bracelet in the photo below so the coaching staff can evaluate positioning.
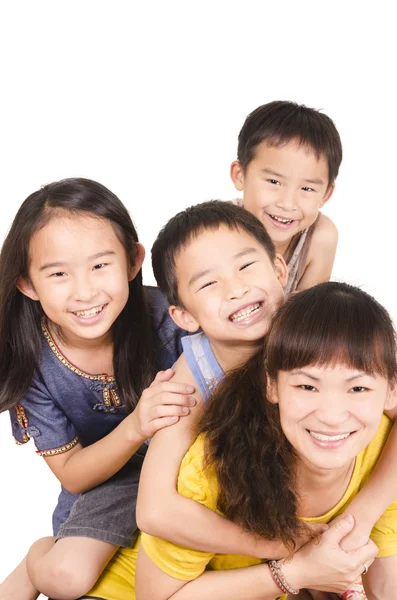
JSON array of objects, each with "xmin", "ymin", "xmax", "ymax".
[{"xmin": 268, "ymin": 560, "xmax": 300, "ymax": 595}]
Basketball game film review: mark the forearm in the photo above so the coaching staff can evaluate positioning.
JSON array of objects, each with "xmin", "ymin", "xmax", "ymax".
[
  {"xmin": 168, "ymin": 564, "xmax": 282, "ymax": 600},
  {"xmin": 61, "ymin": 416, "xmax": 144, "ymax": 493},
  {"xmin": 141, "ymin": 491, "xmax": 286, "ymax": 559},
  {"xmin": 363, "ymin": 556, "xmax": 397, "ymax": 599}
]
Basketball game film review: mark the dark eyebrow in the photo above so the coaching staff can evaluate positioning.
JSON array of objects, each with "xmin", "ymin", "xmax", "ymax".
[
  {"xmin": 290, "ymin": 370, "xmax": 320, "ymax": 382},
  {"xmin": 345, "ymin": 372, "xmax": 375, "ymax": 382},
  {"xmin": 188, "ymin": 248, "xmax": 259, "ymax": 287},
  {"xmin": 234, "ymin": 248, "xmax": 259, "ymax": 260},
  {"xmin": 261, "ymin": 168, "xmax": 285, "ymax": 179},
  {"xmin": 189, "ymin": 268, "xmax": 213, "ymax": 287},
  {"xmin": 303, "ymin": 178, "xmax": 325, "ymax": 186},
  {"xmin": 290, "ymin": 370, "xmax": 375, "ymax": 382},
  {"xmin": 39, "ymin": 251, "xmax": 116, "ymax": 271}
]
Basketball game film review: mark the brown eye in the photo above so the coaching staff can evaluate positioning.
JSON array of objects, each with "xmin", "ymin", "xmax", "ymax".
[
  {"xmin": 50, "ymin": 272, "xmax": 66, "ymax": 278},
  {"xmin": 299, "ymin": 385, "xmax": 316, "ymax": 391}
]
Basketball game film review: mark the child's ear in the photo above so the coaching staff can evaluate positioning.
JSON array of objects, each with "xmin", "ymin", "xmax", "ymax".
[
  {"xmin": 385, "ymin": 380, "xmax": 397, "ymax": 412},
  {"xmin": 320, "ymin": 183, "xmax": 335, "ymax": 208},
  {"xmin": 266, "ymin": 377, "xmax": 279, "ymax": 405},
  {"xmin": 274, "ymin": 254, "xmax": 288, "ymax": 288},
  {"xmin": 230, "ymin": 160, "xmax": 245, "ymax": 192},
  {"xmin": 169, "ymin": 305, "xmax": 200, "ymax": 333},
  {"xmin": 128, "ymin": 243, "xmax": 145, "ymax": 281},
  {"xmin": 16, "ymin": 277, "xmax": 39, "ymax": 301}
]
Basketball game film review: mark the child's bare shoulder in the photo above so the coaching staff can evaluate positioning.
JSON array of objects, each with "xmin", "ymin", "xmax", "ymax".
[
  {"xmin": 310, "ymin": 212, "xmax": 338, "ymax": 253},
  {"xmin": 297, "ymin": 214, "xmax": 339, "ymax": 290}
]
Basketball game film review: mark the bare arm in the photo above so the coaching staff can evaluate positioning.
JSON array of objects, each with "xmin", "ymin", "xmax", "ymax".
[
  {"xmin": 340, "ymin": 416, "xmax": 397, "ymax": 551},
  {"xmin": 135, "ymin": 546, "xmax": 282, "ymax": 600},
  {"xmin": 44, "ymin": 371, "xmax": 195, "ymax": 494},
  {"xmin": 297, "ymin": 214, "xmax": 338, "ymax": 291},
  {"xmin": 135, "ymin": 516, "xmax": 378, "ymax": 600},
  {"xmin": 363, "ymin": 555, "xmax": 397, "ymax": 599},
  {"xmin": 137, "ymin": 355, "xmax": 290, "ymax": 559}
]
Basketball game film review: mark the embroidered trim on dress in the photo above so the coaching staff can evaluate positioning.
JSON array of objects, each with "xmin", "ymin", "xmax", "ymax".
[
  {"xmin": 41, "ymin": 321, "xmax": 120, "ymax": 407},
  {"xmin": 15, "ymin": 403, "xmax": 30, "ymax": 443},
  {"xmin": 37, "ymin": 437, "xmax": 79, "ymax": 457}
]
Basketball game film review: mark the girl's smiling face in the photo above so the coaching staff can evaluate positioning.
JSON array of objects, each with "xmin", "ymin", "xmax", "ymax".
[
  {"xmin": 18, "ymin": 213, "xmax": 143, "ymax": 347},
  {"xmin": 270, "ymin": 364, "xmax": 396, "ymax": 474}
]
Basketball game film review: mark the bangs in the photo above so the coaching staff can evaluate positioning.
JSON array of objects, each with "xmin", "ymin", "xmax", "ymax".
[
  {"xmin": 265, "ymin": 132, "xmax": 324, "ymax": 162},
  {"xmin": 266, "ymin": 283, "xmax": 397, "ymax": 381}
]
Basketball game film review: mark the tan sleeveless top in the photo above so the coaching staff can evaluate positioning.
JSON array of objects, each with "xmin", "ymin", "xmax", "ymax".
[{"xmin": 232, "ymin": 199, "xmax": 319, "ymax": 295}]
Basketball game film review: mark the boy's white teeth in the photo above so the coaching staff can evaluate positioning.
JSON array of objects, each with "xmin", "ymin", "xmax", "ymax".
[
  {"xmin": 271, "ymin": 215, "xmax": 293, "ymax": 224},
  {"xmin": 74, "ymin": 305, "xmax": 105, "ymax": 318},
  {"xmin": 309, "ymin": 431, "xmax": 350, "ymax": 442},
  {"xmin": 230, "ymin": 302, "xmax": 261, "ymax": 322}
]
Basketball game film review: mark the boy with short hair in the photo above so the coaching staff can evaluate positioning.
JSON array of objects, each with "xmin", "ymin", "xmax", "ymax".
[
  {"xmin": 137, "ymin": 200, "xmax": 288, "ymax": 554},
  {"xmin": 85, "ymin": 200, "xmax": 295, "ymax": 598},
  {"xmin": 231, "ymin": 100, "xmax": 341, "ymax": 293}
]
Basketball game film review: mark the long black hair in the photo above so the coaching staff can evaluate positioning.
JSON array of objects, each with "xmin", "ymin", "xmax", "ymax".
[{"xmin": 0, "ymin": 178, "xmax": 156, "ymax": 413}]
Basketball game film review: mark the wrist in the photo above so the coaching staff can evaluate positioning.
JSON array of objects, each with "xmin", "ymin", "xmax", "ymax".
[
  {"xmin": 347, "ymin": 498, "xmax": 380, "ymax": 529},
  {"xmin": 123, "ymin": 412, "xmax": 146, "ymax": 446},
  {"xmin": 254, "ymin": 538, "xmax": 288, "ymax": 560},
  {"xmin": 280, "ymin": 556, "xmax": 306, "ymax": 592}
]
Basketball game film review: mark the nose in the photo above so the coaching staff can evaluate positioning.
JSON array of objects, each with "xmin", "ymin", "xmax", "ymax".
[
  {"xmin": 73, "ymin": 273, "xmax": 97, "ymax": 303},
  {"xmin": 275, "ymin": 188, "xmax": 298, "ymax": 212},
  {"xmin": 315, "ymin": 392, "xmax": 350, "ymax": 428},
  {"xmin": 225, "ymin": 278, "xmax": 249, "ymax": 301}
]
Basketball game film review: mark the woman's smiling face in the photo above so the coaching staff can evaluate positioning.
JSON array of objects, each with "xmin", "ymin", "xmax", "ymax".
[{"xmin": 270, "ymin": 364, "xmax": 396, "ymax": 474}]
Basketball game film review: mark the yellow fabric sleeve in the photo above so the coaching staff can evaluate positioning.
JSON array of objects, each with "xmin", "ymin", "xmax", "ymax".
[{"xmin": 370, "ymin": 500, "xmax": 397, "ymax": 558}]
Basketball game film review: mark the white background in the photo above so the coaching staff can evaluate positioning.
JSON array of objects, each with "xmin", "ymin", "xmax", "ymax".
[{"xmin": 0, "ymin": 0, "xmax": 396, "ymax": 593}]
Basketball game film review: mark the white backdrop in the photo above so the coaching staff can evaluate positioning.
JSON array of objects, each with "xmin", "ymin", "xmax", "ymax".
[{"xmin": 0, "ymin": 0, "xmax": 396, "ymax": 593}]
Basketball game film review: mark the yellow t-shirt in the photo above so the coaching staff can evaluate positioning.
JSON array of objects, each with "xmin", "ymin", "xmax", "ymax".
[{"xmin": 87, "ymin": 415, "xmax": 397, "ymax": 600}]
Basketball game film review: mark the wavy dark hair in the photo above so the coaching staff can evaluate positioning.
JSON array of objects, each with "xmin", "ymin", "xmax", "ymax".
[
  {"xmin": 237, "ymin": 100, "xmax": 343, "ymax": 188},
  {"xmin": 0, "ymin": 178, "xmax": 155, "ymax": 413},
  {"xmin": 200, "ymin": 282, "xmax": 396, "ymax": 546}
]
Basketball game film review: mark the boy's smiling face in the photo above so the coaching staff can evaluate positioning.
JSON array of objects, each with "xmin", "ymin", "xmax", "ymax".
[
  {"xmin": 231, "ymin": 140, "xmax": 334, "ymax": 252},
  {"xmin": 170, "ymin": 225, "xmax": 287, "ymax": 354}
]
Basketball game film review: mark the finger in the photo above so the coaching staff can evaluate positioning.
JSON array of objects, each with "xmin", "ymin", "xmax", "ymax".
[
  {"xmin": 151, "ymin": 416, "xmax": 180, "ymax": 432},
  {"xmin": 322, "ymin": 513, "xmax": 355, "ymax": 544},
  {"xmin": 152, "ymin": 404, "xmax": 192, "ymax": 419},
  {"xmin": 350, "ymin": 556, "xmax": 376, "ymax": 582},
  {"xmin": 350, "ymin": 539, "xmax": 379, "ymax": 566},
  {"xmin": 159, "ymin": 382, "xmax": 195, "ymax": 394},
  {"xmin": 149, "ymin": 369, "xmax": 175, "ymax": 386},
  {"xmin": 151, "ymin": 392, "xmax": 197, "ymax": 406},
  {"xmin": 151, "ymin": 381, "xmax": 196, "ymax": 395}
]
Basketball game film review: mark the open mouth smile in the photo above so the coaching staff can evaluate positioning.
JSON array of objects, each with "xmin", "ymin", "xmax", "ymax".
[
  {"xmin": 307, "ymin": 429, "xmax": 356, "ymax": 449},
  {"xmin": 72, "ymin": 304, "xmax": 107, "ymax": 319},
  {"xmin": 229, "ymin": 302, "xmax": 263, "ymax": 323},
  {"xmin": 309, "ymin": 431, "xmax": 351, "ymax": 442},
  {"xmin": 266, "ymin": 213, "xmax": 298, "ymax": 229}
]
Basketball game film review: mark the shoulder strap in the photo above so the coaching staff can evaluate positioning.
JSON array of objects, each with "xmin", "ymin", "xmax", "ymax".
[{"xmin": 181, "ymin": 332, "xmax": 224, "ymax": 400}]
